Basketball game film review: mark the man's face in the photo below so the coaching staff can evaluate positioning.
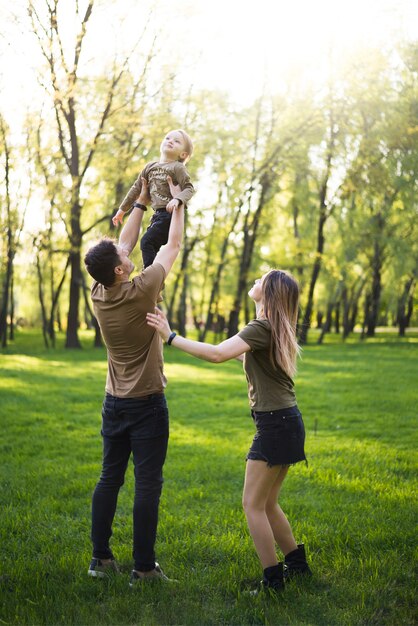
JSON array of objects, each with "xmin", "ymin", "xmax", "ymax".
[{"xmin": 115, "ymin": 245, "xmax": 134, "ymax": 278}]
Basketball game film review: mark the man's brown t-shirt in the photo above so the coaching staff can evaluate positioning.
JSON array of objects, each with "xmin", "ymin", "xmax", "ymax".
[{"xmin": 91, "ymin": 263, "xmax": 166, "ymax": 398}]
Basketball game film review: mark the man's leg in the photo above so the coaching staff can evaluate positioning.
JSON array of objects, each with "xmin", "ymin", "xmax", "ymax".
[
  {"xmin": 129, "ymin": 397, "xmax": 169, "ymax": 572},
  {"xmin": 91, "ymin": 398, "xmax": 131, "ymax": 560},
  {"xmin": 131, "ymin": 433, "xmax": 168, "ymax": 571}
]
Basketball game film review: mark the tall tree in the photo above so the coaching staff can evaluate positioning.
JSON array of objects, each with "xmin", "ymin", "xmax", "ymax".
[
  {"xmin": 298, "ymin": 89, "xmax": 345, "ymax": 345},
  {"xmin": 28, "ymin": 0, "xmax": 150, "ymax": 347},
  {"xmin": 0, "ymin": 116, "xmax": 28, "ymax": 347}
]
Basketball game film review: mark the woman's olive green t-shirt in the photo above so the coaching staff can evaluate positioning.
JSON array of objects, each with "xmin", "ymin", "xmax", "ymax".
[{"xmin": 238, "ymin": 318, "xmax": 296, "ymax": 412}]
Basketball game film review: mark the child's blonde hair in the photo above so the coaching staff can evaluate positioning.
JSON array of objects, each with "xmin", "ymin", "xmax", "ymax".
[{"xmin": 174, "ymin": 129, "xmax": 193, "ymax": 163}]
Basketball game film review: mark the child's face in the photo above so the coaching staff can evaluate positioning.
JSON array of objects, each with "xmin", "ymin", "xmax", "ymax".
[{"xmin": 160, "ymin": 131, "xmax": 188, "ymax": 162}]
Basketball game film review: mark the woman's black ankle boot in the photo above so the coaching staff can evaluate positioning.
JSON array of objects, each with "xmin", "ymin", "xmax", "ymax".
[
  {"xmin": 284, "ymin": 543, "xmax": 312, "ymax": 579},
  {"xmin": 262, "ymin": 562, "xmax": 285, "ymax": 591}
]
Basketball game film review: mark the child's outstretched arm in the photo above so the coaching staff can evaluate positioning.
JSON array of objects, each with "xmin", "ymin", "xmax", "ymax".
[
  {"xmin": 112, "ymin": 173, "xmax": 151, "ymax": 226},
  {"xmin": 113, "ymin": 166, "xmax": 150, "ymax": 225},
  {"xmin": 118, "ymin": 178, "xmax": 149, "ymax": 254}
]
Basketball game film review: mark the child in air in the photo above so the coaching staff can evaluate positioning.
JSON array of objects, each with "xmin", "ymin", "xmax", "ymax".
[{"xmin": 113, "ymin": 129, "xmax": 195, "ymax": 267}]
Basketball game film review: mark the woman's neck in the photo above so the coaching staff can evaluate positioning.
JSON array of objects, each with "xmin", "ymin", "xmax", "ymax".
[{"xmin": 255, "ymin": 302, "xmax": 264, "ymax": 318}]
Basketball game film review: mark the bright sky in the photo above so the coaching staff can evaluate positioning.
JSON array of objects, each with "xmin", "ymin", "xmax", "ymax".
[
  {"xmin": 1, "ymin": 0, "xmax": 417, "ymax": 123},
  {"xmin": 1, "ymin": 0, "xmax": 416, "ymax": 234},
  {"xmin": 176, "ymin": 0, "xmax": 418, "ymax": 100}
]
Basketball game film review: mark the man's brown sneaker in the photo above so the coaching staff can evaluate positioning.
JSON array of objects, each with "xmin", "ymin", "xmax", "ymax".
[
  {"xmin": 88, "ymin": 557, "xmax": 120, "ymax": 578},
  {"xmin": 129, "ymin": 563, "xmax": 178, "ymax": 587}
]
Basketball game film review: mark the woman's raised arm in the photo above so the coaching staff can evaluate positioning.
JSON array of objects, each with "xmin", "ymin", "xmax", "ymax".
[{"xmin": 146, "ymin": 308, "xmax": 250, "ymax": 363}]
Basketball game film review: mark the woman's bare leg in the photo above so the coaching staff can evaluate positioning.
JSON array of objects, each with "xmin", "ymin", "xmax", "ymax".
[
  {"xmin": 264, "ymin": 466, "xmax": 298, "ymax": 556},
  {"xmin": 242, "ymin": 460, "xmax": 284, "ymax": 568}
]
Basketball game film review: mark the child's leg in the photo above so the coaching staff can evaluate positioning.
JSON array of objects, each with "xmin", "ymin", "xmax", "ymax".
[{"xmin": 141, "ymin": 212, "xmax": 171, "ymax": 268}]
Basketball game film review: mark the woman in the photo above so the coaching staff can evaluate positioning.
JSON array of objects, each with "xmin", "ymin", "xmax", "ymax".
[{"xmin": 146, "ymin": 269, "xmax": 311, "ymax": 592}]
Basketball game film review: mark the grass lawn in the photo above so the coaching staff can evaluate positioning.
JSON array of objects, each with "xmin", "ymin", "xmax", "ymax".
[{"xmin": 0, "ymin": 329, "xmax": 417, "ymax": 626}]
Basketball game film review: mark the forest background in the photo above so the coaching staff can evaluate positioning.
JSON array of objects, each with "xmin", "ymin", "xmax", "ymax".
[{"xmin": 0, "ymin": 0, "xmax": 417, "ymax": 350}]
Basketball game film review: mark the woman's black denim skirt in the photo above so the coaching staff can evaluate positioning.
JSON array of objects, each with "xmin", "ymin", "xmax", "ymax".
[{"xmin": 246, "ymin": 405, "xmax": 307, "ymax": 467}]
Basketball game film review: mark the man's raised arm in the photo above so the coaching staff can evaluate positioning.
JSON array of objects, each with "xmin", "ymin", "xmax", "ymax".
[{"xmin": 153, "ymin": 177, "xmax": 185, "ymax": 276}]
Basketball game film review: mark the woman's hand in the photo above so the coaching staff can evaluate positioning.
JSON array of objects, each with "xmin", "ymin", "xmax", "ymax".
[{"xmin": 146, "ymin": 307, "xmax": 172, "ymax": 342}]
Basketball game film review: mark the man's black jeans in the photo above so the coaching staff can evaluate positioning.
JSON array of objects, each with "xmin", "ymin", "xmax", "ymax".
[
  {"xmin": 91, "ymin": 393, "xmax": 169, "ymax": 572},
  {"xmin": 140, "ymin": 210, "xmax": 172, "ymax": 268}
]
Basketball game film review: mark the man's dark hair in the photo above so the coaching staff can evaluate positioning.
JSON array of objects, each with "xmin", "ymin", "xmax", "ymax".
[{"xmin": 84, "ymin": 237, "xmax": 121, "ymax": 287}]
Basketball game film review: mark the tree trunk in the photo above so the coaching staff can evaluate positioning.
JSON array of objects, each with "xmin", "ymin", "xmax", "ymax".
[
  {"xmin": 81, "ymin": 273, "xmax": 103, "ymax": 347},
  {"xmin": 48, "ymin": 256, "xmax": 70, "ymax": 347},
  {"xmin": 367, "ymin": 242, "xmax": 383, "ymax": 337},
  {"xmin": 167, "ymin": 269, "xmax": 182, "ymax": 326},
  {"xmin": 318, "ymin": 301, "xmax": 334, "ymax": 345},
  {"xmin": 200, "ymin": 203, "xmax": 242, "ymax": 342},
  {"xmin": 349, "ymin": 279, "xmax": 366, "ymax": 334},
  {"xmin": 406, "ymin": 294, "xmax": 414, "ymax": 328},
  {"xmin": 166, "ymin": 233, "xmax": 197, "ymax": 333},
  {"xmin": 36, "ymin": 253, "xmax": 50, "ymax": 349},
  {"xmin": 196, "ymin": 189, "xmax": 222, "ymax": 327},
  {"xmin": 228, "ymin": 173, "xmax": 271, "ymax": 338},
  {"xmin": 334, "ymin": 301, "xmax": 340, "ymax": 334},
  {"xmin": 0, "ymin": 250, "xmax": 13, "ymax": 348},
  {"xmin": 292, "ymin": 176, "xmax": 304, "ymax": 281},
  {"xmin": 316, "ymin": 311, "xmax": 324, "ymax": 329},
  {"xmin": 398, "ymin": 276, "xmax": 415, "ymax": 337},
  {"xmin": 350, "ymin": 301, "xmax": 359, "ymax": 333},
  {"xmin": 298, "ymin": 102, "xmax": 337, "ymax": 345},
  {"xmin": 0, "ymin": 118, "xmax": 12, "ymax": 348},
  {"xmin": 342, "ymin": 285, "xmax": 350, "ymax": 339},
  {"xmin": 361, "ymin": 293, "xmax": 371, "ymax": 340},
  {"xmin": 298, "ymin": 212, "xmax": 327, "ymax": 345},
  {"xmin": 9, "ymin": 269, "xmax": 15, "ymax": 341},
  {"xmin": 177, "ymin": 273, "xmax": 187, "ymax": 337},
  {"xmin": 65, "ymin": 249, "xmax": 82, "ymax": 348}
]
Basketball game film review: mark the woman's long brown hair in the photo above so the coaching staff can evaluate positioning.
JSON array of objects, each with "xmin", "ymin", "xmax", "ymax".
[{"xmin": 261, "ymin": 269, "xmax": 301, "ymax": 378}]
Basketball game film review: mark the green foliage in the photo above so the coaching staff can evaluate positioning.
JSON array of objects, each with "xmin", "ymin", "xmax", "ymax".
[
  {"xmin": 2, "ymin": 33, "xmax": 418, "ymax": 339},
  {"xmin": 0, "ymin": 330, "xmax": 417, "ymax": 625}
]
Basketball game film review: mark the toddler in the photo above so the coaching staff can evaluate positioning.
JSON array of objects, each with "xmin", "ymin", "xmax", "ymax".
[{"xmin": 113, "ymin": 129, "xmax": 195, "ymax": 267}]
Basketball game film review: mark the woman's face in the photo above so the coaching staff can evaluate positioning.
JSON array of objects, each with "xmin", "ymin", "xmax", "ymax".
[{"xmin": 248, "ymin": 274, "xmax": 267, "ymax": 303}]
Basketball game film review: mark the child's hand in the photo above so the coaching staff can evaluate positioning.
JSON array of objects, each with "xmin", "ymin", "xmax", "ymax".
[
  {"xmin": 166, "ymin": 175, "xmax": 182, "ymax": 213},
  {"xmin": 112, "ymin": 209, "xmax": 126, "ymax": 227},
  {"xmin": 166, "ymin": 198, "xmax": 180, "ymax": 213},
  {"xmin": 167, "ymin": 175, "xmax": 182, "ymax": 198}
]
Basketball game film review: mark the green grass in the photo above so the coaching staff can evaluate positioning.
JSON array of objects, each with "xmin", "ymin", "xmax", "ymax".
[{"xmin": 0, "ymin": 330, "xmax": 417, "ymax": 626}]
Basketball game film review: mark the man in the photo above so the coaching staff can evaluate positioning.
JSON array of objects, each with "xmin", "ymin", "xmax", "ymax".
[{"xmin": 84, "ymin": 179, "xmax": 183, "ymax": 586}]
